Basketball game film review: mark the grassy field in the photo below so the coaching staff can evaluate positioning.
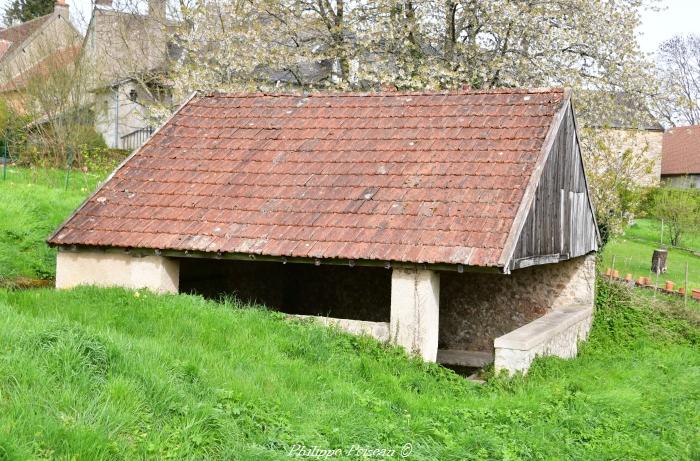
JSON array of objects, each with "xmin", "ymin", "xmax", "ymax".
[
  {"xmin": 0, "ymin": 282, "xmax": 698, "ymax": 460},
  {"xmin": 601, "ymin": 218, "xmax": 700, "ymax": 290},
  {"xmin": 0, "ymin": 167, "xmax": 106, "ymax": 286},
  {"xmin": 0, "ymin": 167, "xmax": 699, "ymax": 458}
]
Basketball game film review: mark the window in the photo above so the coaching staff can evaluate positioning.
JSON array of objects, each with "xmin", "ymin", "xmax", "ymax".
[{"xmin": 128, "ymin": 89, "xmax": 138, "ymax": 102}]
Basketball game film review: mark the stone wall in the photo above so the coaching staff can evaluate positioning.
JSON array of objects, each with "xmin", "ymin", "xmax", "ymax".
[
  {"xmin": 592, "ymin": 128, "xmax": 663, "ymax": 187},
  {"xmin": 439, "ymin": 253, "xmax": 596, "ymax": 352},
  {"xmin": 662, "ymin": 174, "xmax": 700, "ymax": 189},
  {"xmin": 179, "ymin": 259, "xmax": 391, "ymax": 321},
  {"xmin": 0, "ymin": 12, "xmax": 78, "ymax": 86}
]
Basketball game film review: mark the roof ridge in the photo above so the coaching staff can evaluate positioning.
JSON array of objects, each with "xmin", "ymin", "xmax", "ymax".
[
  {"xmin": 666, "ymin": 124, "xmax": 700, "ymax": 131},
  {"xmin": 0, "ymin": 12, "xmax": 52, "ymax": 34},
  {"xmin": 201, "ymin": 87, "xmax": 566, "ymax": 99}
]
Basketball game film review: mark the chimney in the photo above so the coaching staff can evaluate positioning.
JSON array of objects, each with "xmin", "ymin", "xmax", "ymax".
[
  {"xmin": 94, "ymin": 0, "xmax": 113, "ymax": 8},
  {"xmin": 54, "ymin": 0, "xmax": 69, "ymax": 17},
  {"xmin": 148, "ymin": 0, "xmax": 166, "ymax": 21}
]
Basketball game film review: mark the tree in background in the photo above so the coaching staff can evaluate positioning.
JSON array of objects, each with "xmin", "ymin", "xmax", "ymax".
[
  {"xmin": 652, "ymin": 34, "xmax": 700, "ymax": 127},
  {"xmin": 171, "ymin": 0, "xmax": 656, "ymax": 120},
  {"xmin": 21, "ymin": 46, "xmax": 104, "ymax": 168},
  {"xmin": 3, "ymin": 0, "xmax": 54, "ymax": 25},
  {"xmin": 585, "ymin": 136, "xmax": 655, "ymax": 244},
  {"xmin": 653, "ymin": 188, "xmax": 700, "ymax": 247},
  {"xmin": 0, "ymin": 98, "xmax": 29, "ymax": 162},
  {"xmin": 3, "ymin": 33, "xmax": 106, "ymax": 168}
]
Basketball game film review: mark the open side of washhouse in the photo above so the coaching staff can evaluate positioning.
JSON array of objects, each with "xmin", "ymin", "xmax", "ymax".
[{"xmin": 49, "ymin": 88, "xmax": 599, "ymax": 374}]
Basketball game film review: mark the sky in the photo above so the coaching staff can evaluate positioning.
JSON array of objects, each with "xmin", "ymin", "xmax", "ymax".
[
  {"xmin": 638, "ymin": 0, "xmax": 700, "ymax": 54},
  {"xmin": 1, "ymin": 0, "xmax": 699, "ymax": 55}
]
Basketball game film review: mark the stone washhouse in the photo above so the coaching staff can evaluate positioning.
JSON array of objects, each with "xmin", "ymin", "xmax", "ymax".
[{"xmin": 49, "ymin": 88, "xmax": 599, "ymax": 374}]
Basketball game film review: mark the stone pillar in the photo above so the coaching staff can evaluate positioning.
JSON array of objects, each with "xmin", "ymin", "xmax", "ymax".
[
  {"xmin": 56, "ymin": 250, "xmax": 179, "ymax": 293},
  {"xmin": 390, "ymin": 268, "xmax": 440, "ymax": 362}
]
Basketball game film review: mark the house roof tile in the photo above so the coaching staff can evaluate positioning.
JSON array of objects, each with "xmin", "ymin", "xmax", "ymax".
[
  {"xmin": 661, "ymin": 125, "xmax": 700, "ymax": 176},
  {"xmin": 49, "ymin": 88, "xmax": 567, "ymax": 268},
  {"xmin": 0, "ymin": 14, "xmax": 52, "ymax": 62}
]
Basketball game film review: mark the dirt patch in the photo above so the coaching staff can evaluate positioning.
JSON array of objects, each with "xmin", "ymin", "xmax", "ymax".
[{"xmin": 0, "ymin": 277, "xmax": 54, "ymax": 289}]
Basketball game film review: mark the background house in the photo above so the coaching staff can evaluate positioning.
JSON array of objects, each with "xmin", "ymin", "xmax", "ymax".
[
  {"xmin": 585, "ymin": 94, "xmax": 665, "ymax": 187},
  {"xmin": 82, "ymin": 0, "xmax": 173, "ymax": 150},
  {"xmin": 0, "ymin": 0, "xmax": 80, "ymax": 113},
  {"xmin": 661, "ymin": 125, "xmax": 700, "ymax": 188}
]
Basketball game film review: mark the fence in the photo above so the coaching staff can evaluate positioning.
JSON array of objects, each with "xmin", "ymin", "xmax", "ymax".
[
  {"xmin": 604, "ymin": 252, "xmax": 700, "ymax": 304},
  {"xmin": 120, "ymin": 126, "xmax": 154, "ymax": 151}
]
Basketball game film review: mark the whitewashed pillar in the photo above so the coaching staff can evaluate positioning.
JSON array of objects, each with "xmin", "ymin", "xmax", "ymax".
[{"xmin": 390, "ymin": 268, "xmax": 440, "ymax": 362}]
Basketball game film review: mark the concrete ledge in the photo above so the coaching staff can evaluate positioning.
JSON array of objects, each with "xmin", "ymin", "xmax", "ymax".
[
  {"xmin": 494, "ymin": 304, "xmax": 593, "ymax": 375},
  {"xmin": 291, "ymin": 315, "xmax": 390, "ymax": 342}
]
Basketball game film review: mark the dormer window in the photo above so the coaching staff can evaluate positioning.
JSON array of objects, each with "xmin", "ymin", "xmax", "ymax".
[{"xmin": 129, "ymin": 89, "xmax": 138, "ymax": 102}]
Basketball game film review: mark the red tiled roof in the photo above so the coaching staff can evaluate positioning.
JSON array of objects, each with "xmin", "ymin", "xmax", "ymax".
[
  {"xmin": 661, "ymin": 125, "xmax": 700, "ymax": 175},
  {"xmin": 49, "ymin": 88, "xmax": 568, "ymax": 268}
]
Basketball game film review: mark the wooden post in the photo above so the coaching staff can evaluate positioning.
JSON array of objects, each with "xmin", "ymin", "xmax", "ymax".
[
  {"xmin": 611, "ymin": 255, "xmax": 616, "ymax": 279},
  {"xmin": 654, "ymin": 270, "xmax": 660, "ymax": 299},
  {"xmin": 1, "ymin": 142, "xmax": 6, "ymax": 181},
  {"xmin": 685, "ymin": 262, "xmax": 689, "ymax": 306}
]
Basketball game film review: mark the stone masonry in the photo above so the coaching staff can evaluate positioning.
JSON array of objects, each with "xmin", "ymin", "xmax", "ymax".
[{"xmin": 439, "ymin": 254, "xmax": 596, "ymax": 352}]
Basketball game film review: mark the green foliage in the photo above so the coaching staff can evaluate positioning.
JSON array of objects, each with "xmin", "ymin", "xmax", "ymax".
[
  {"xmin": 653, "ymin": 188, "xmax": 700, "ymax": 246},
  {"xmin": 0, "ymin": 99, "xmax": 28, "ymax": 162},
  {"xmin": 582, "ymin": 131, "xmax": 655, "ymax": 246},
  {"xmin": 0, "ymin": 99, "xmax": 8, "ymax": 134},
  {"xmin": 591, "ymin": 281, "xmax": 699, "ymax": 349},
  {"xmin": 71, "ymin": 125, "xmax": 108, "ymax": 152},
  {"xmin": 637, "ymin": 187, "xmax": 661, "ymax": 217},
  {"xmin": 22, "ymin": 121, "xmax": 111, "ymax": 168},
  {"xmin": 2, "ymin": 0, "xmax": 53, "ymax": 25},
  {"xmin": 0, "ymin": 168, "xmax": 106, "ymax": 285},
  {"xmin": 0, "ymin": 282, "xmax": 696, "ymax": 459},
  {"xmin": 81, "ymin": 147, "xmax": 128, "ymax": 173}
]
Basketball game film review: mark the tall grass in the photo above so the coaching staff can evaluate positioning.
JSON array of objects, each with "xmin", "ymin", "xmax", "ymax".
[
  {"xmin": 0, "ymin": 168, "xmax": 105, "ymax": 285},
  {"xmin": 0, "ymin": 282, "xmax": 697, "ymax": 460}
]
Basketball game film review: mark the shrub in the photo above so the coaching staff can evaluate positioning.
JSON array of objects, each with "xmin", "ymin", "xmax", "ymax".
[
  {"xmin": 0, "ymin": 98, "xmax": 29, "ymax": 163},
  {"xmin": 652, "ymin": 188, "xmax": 700, "ymax": 246}
]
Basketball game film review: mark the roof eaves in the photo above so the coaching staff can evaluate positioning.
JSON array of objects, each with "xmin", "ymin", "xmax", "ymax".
[{"xmin": 56, "ymin": 244, "xmax": 506, "ymax": 274}]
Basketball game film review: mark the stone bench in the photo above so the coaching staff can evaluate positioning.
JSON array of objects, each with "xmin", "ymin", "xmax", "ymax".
[{"xmin": 494, "ymin": 304, "xmax": 594, "ymax": 375}]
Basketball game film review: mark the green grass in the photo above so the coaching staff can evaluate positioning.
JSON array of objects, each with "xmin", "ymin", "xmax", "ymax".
[
  {"xmin": 621, "ymin": 218, "xmax": 700, "ymax": 252},
  {"xmin": 0, "ymin": 167, "xmax": 698, "ymax": 458},
  {"xmin": 0, "ymin": 282, "xmax": 697, "ymax": 460},
  {"xmin": 0, "ymin": 167, "xmax": 105, "ymax": 285},
  {"xmin": 602, "ymin": 218, "xmax": 700, "ymax": 290}
]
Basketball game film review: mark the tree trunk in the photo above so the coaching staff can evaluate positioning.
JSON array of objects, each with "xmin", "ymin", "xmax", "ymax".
[{"xmin": 651, "ymin": 249, "xmax": 668, "ymax": 274}]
